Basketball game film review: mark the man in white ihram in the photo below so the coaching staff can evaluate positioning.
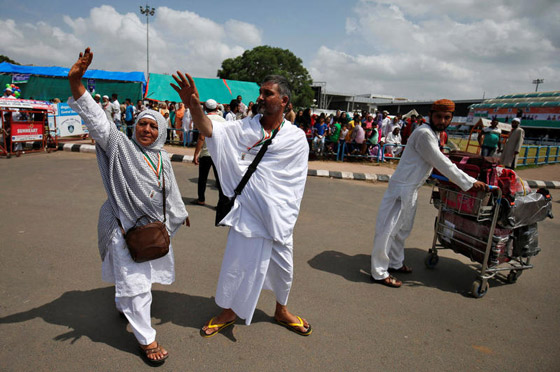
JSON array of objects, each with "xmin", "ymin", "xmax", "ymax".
[
  {"xmin": 371, "ymin": 99, "xmax": 488, "ymax": 288},
  {"xmin": 171, "ymin": 72, "xmax": 312, "ymax": 337}
]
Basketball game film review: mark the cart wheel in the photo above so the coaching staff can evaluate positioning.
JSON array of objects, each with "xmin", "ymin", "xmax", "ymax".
[
  {"xmin": 16, "ymin": 150, "xmax": 22, "ymax": 157},
  {"xmin": 471, "ymin": 280, "xmax": 489, "ymax": 298},
  {"xmin": 425, "ymin": 254, "xmax": 439, "ymax": 269},
  {"xmin": 506, "ymin": 270, "xmax": 522, "ymax": 284},
  {"xmin": 6, "ymin": 153, "xmax": 11, "ymax": 159},
  {"xmin": 46, "ymin": 147, "xmax": 52, "ymax": 153}
]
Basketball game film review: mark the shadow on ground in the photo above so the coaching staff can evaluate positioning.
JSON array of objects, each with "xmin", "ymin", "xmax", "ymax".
[
  {"xmin": 0, "ymin": 287, "xmax": 270, "ymax": 352},
  {"xmin": 308, "ymin": 247, "xmax": 513, "ymax": 297}
]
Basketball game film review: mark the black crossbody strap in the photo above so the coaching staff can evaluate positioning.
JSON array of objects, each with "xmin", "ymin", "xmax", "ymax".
[{"xmin": 234, "ymin": 127, "xmax": 279, "ymax": 196}]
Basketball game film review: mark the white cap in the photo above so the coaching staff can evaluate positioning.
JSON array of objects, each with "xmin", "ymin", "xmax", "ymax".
[
  {"xmin": 205, "ymin": 99, "xmax": 217, "ymax": 110},
  {"xmin": 512, "ymin": 118, "xmax": 520, "ymax": 123},
  {"xmin": 102, "ymin": 95, "xmax": 109, "ymax": 99}
]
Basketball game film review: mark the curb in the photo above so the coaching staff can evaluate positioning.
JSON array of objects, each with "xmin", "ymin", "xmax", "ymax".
[{"xmin": 58, "ymin": 143, "xmax": 560, "ymax": 189}]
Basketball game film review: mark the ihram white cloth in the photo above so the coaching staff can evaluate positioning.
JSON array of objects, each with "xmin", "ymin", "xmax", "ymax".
[
  {"xmin": 206, "ymin": 115, "xmax": 308, "ymax": 324},
  {"xmin": 216, "ymin": 229, "xmax": 293, "ymax": 324},
  {"xmin": 206, "ymin": 115, "xmax": 308, "ymax": 242},
  {"xmin": 371, "ymin": 124, "xmax": 476, "ymax": 280},
  {"xmin": 68, "ymin": 92, "xmax": 188, "ymax": 297}
]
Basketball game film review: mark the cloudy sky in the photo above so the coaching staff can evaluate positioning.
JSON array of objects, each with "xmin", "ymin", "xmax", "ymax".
[{"xmin": 1, "ymin": 0, "xmax": 558, "ymax": 100}]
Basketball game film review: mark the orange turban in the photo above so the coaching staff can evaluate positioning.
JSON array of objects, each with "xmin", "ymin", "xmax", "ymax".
[{"xmin": 431, "ymin": 99, "xmax": 455, "ymax": 113}]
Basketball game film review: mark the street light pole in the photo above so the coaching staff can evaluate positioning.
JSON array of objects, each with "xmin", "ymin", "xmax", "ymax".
[
  {"xmin": 140, "ymin": 4, "xmax": 155, "ymax": 79},
  {"xmin": 532, "ymin": 78, "xmax": 544, "ymax": 92}
]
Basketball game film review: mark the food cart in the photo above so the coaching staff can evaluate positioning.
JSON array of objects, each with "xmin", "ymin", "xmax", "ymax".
[{"xmin": 0, "ymin": 98, "xmax": 56, "ymax": 158}]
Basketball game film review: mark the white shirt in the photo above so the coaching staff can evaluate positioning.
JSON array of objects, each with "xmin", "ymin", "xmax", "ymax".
[
  {"xmin": 225, "ymin": 111, "xmax": 236, "ymax": 122},
  {"xmin": 182, "ymin": 108, "xmax": 192, "ymax": 130},
  {"xmin": 381, "ymin": 117, "xmax": 393, "ymax": 137},
  {"xmin": 112, "ymin": 99, "xmax": 121, "ymax": 121},
  {"xmin": 390, "ymin": 124, "xmax": 475, "ymax": 191}
]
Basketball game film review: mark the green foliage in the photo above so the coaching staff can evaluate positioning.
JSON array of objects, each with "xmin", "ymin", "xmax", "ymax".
[
  {"xmin": 217, "ymin": 46, "xmax": 313, "ymax": 108},
  {"xmin": 0, "ymin": 55, "xmax": 19, "ymax": 65}
]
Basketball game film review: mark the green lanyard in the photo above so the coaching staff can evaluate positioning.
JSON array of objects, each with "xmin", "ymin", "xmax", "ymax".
[
  {"xmin": 247, "ymin": 120, "xmax": 285, "ymax": 151},
  {"xmin": 134, "ymin": 142, "xmax": 162, "ymax": 185}
]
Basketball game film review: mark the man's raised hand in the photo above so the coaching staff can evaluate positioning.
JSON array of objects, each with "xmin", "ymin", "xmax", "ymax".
[
  {"xmin": 170, "ymin": 71, "xmax": 201, "ymax": 110},
  {"xmin": 69, "ymin": 48, "xmax": 93, "ymax": 81}
]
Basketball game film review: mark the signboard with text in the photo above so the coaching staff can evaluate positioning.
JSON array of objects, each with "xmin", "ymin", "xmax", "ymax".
[
  {"xmin": 11, "ymin": 122, "xmax": 44, "ymax": 142},
  {"xmin": 54, "ymin": 103, "xmax": 88, "ymax": 137}
]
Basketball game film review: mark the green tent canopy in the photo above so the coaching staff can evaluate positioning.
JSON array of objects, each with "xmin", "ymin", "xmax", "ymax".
[{"xmin": 145, "ymin": 73, "xmax": 260, "ymax": 105}]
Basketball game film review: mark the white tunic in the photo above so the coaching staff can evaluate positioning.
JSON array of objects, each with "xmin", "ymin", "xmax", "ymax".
[
  {"xmin": 501, "ymin": 127, "xmax": 525, "ymax": 168},
  {"xmin": 371, "ymin": 123, "xmax": 476, "ymax": 279}
]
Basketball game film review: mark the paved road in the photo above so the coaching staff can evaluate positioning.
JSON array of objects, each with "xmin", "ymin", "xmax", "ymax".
[{"xmin": 1, "ymin": 151, "xmax": 559, "ymax": 371}]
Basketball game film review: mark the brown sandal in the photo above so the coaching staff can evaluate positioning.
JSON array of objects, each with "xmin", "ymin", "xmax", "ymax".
[
  {"xmin": 371, "ymin": 275, "xmax": 402, "ymax": 288},
  {"xmin": 388, "ymin": 264, "xmax": 413, "ymax": 274},
  {"xmin": 139, "ymin": 342, "xmax": 168, "ymax": 365}
]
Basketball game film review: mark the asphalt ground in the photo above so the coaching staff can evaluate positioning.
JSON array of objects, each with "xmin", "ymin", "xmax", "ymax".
[{"xmin": 1, "ymin": 151, "xmax": 559, "ymax": 371}]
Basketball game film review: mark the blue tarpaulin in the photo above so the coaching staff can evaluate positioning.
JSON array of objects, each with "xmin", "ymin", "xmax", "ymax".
[{"xmin": 0, "ymin": 62, "xmax": 146, "ymax": 83}]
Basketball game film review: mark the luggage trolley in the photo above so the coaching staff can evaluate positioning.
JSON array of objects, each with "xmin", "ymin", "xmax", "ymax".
[{"xmin": 426, "ymin": 174, "xmax": 534, "ymax": 298}]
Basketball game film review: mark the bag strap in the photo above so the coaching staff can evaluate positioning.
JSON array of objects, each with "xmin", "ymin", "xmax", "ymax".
[
  {"xmin": 234, "ymin": 126, "xmax": 279, "ymax": 196},
  {"xmin": 162, "ymin": 159, "xmax": 167, "ymax": 223},
  {"xmin": 117, "ymin": 153, "xmax": 168, "ymax": 233}
]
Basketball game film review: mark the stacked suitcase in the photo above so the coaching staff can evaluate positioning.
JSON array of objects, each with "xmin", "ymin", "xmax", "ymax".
[{"xmin": 428, "ymin": 151, "xmax": 553, "ymax": 298}]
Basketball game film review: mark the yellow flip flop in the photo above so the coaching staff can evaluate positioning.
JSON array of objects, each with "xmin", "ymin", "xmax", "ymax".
[
  {"xmin": 275, "ymin": 316, "xmax": 312, "ymax": 336},
  {"xmin": 200, "ymin": 317, "xmax": 235, "ymax": 338}
]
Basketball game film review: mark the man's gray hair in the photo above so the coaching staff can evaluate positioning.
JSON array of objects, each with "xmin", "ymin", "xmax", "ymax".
[{"xmin": 262, "ymin": 75, "xmax": 291, "ymax": 104}]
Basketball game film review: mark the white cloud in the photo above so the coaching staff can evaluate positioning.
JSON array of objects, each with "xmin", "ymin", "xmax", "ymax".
[
  {"xmin": 311, "ymin": 0, "xmax": 560, "ymax": 99},
  {"xmin": 0, "ymin": 5, "xmax": 263, "ymax": 79},
  {"xmin": 225, "ymin": 20, "xmax": 263, "ymax": 47}
]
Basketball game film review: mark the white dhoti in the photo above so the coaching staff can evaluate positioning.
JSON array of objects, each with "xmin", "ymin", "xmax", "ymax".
[
  {"xmin": 371, "ymin": 187, "xmax": 418, "ymax": 280},
  {"xmin": 215, "ymin": 229, "xmax": 293, "ymax": 325}
]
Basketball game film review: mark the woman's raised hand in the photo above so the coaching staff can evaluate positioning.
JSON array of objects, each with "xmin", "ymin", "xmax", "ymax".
[
  {"xmin": 69, "ymin": 48, "xmax": 93, "ymax": 81},
  {"xmin": 170, "ymin": 71, "xmax": 201, "ymax": 110}
]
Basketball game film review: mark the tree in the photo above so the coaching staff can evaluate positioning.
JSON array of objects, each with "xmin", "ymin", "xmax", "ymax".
[
  {"xmin": 0, "ymin": 55, "xmax": 19, "ymax": 65},
  {"xmin": 217, "ymin": 46, "xmax": 314, "ymax": 108}
]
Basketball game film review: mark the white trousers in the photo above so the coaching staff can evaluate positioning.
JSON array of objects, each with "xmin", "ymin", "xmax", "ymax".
[
  {"xmin": 115, "ymin": 291, "xmax": 155, "ymax": 345},
  {"xmin": 215, "ymin": 229, "xmax": 294, "ymax": 325},
  {"xmin": 371, "ymin": 186, "xmax": 418, "ymax": 280}
]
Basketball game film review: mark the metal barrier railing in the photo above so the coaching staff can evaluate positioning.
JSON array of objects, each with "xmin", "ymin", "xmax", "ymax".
[{"xmin": 520, "ymin": 145, "xmax": 560, "ymax": 166}]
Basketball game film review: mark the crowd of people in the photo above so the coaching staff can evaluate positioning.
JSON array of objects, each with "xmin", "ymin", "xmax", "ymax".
[
  {"xmin": 292, "ymin": 108, "xmax": 431, "ymax": 159},
  {"xmin": 83, "ymin": 91, "xmax": 261, "ymax": 146}
]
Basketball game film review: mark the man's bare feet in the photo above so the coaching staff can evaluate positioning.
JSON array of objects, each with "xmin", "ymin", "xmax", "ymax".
[
  {"xmin": 274, "ymin": 303, "xmax": 311, "ymax": 335},
  {"xmin": 201, "ymin": 308, "xmax": 237, "ymax": 337},
  {"xmin": 139, "ymin": 341, "xmax": 168, "ymax": 364}
]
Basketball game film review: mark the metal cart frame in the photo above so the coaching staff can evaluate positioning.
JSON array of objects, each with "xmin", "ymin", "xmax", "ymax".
[{"xmin": 426, "ymin": 179, "xmax": 533, "ymax": 298}]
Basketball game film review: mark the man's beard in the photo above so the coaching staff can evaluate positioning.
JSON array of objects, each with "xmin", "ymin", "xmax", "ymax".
[{"xmin": 257, "ymin": 101, "xmax": 266, "ymax": 115}]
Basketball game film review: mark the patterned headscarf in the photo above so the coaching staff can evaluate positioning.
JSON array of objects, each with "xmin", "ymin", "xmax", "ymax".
[{"xmin": 95, "ymin": 108, "xmax": 187, "ymax": 260}]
